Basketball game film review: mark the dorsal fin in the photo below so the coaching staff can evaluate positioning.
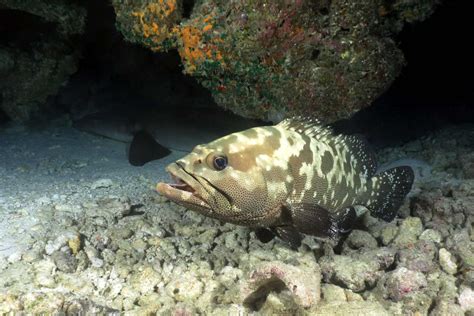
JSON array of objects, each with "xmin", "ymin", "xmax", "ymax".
[
  {"xmin": 279, "ymin": 117, "xmax": 377, "ymax": 178},
  {"xmin": 277, "ymin": 116, "xmax": 334, "ymax": 140}
]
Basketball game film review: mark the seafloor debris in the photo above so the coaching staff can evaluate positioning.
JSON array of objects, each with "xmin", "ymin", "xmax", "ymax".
[{"xmin": 0, "ymin": 121, "xmax": 473, "ymax": 314}]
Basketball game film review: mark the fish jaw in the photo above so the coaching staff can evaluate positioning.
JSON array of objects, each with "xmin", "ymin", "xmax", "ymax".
[{"xmin": 156, "ymin": 163, "xmax": 212, "ymax": 213}]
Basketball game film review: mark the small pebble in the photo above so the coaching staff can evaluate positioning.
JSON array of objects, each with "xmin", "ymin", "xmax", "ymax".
[
  {"xmin": 7, "ymin": 252, "xmax": 22, "ymax": 264},
  {"xmin": 321, "ymin": 284, "xmax": 347, "ymax": 302},
  {"xmin": 459, "ymin": 287, "xmax": 474, "ymax": 312},
  {"xmin": 439, "ymin": 248, "xmax": 457, "ymax": 275},
  {"xmin": 91, "ymin": 179, "xmax": 114, "ymax": 189},
  {"xmin": 393, "ymin": 217, "xmax": 423, "ymax": 247},
  {"xmin": 345, "ymin": 230, "xmax": 378, "ymax": 249},
  {"xmin": 380, "ymin": 225, "xmax": 398, "ymax": 245},
  {"xmin": 419, "ymin": 229, "xmax": 442, "ymax": 243},
  {"xmin": 384, "ymin": 267, "xmax": 427, "ymax": 301}
]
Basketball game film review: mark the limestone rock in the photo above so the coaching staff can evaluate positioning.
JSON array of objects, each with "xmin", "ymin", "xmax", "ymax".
[{"xmin": 241, "ymin": 260, "xmax": 321, "ymax": 310}]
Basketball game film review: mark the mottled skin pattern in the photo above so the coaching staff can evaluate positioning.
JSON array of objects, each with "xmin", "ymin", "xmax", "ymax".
[{"xmin": 157, "ymin": 117, "xmax": 414, "ymax": 246}]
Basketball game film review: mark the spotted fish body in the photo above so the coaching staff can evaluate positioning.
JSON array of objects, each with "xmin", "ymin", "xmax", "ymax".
[{"xmin": 157, "ymin": 117, "xmax": 414, "ymax": 247}]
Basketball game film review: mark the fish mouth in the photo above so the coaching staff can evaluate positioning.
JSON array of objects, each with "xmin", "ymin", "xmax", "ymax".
[{"xmin": 156, "ymin": 163, "xmax": 211, "ymax": 209}]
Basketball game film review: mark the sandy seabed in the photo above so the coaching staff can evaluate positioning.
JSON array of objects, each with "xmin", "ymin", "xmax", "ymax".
[{"xmin": 0, "ymin": 121, "xmax": 473, "ymax": 315}]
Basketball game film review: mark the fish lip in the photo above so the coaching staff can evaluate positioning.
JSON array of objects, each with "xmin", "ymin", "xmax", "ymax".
[{"xmin": 156, "ymin": 163, "xmax": 211, "ymax": 209}]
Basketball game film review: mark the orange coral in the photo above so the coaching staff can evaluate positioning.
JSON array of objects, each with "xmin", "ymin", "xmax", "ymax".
[
  {"xmin": 175, "ymin": 14, "xmax": 224, "ymax": 73},
  {"xmin": 131, "ymin": 0, "xmax": 179, "ymax": 51},
  {"xmin": 203, "ymin": 24, "xmax": 213, "ymax": 32},
  {"xmin": 125, "ymin": 1, "xmax": 224, "ymax": 72}
]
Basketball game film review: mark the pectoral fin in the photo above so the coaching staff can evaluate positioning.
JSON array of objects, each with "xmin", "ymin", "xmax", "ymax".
[{"xmin": 287, "ymin": 203, "xmax": 357, "ymax": 239}]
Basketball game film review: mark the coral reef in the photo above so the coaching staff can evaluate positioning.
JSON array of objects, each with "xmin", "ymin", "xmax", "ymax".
[
  {"xmin": 0, "ymin": 40, "xmax": 80, "ymax": 122},
  {"xmin": 111, "ymin": 0, "xmax": 439, "ymax": 122},
  {"xmin": 0, "ymin": 0, "xmax": 440, "ymax": 122},
  {"xmin": 113, "ymin": 0, "xmax": 182, "ymax": 51},
  {"xmin": 0, "ymin": 0, "xmax": 86, "ymax": 121}
]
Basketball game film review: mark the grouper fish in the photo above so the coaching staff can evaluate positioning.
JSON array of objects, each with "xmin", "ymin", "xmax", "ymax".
[{"xmin": 156, "ymin": 116, "xmax": 414, "ymax": 248}]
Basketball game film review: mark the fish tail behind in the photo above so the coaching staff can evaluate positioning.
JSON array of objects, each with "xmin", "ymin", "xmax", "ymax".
[
  {"xmin": 363, "ymin": 166, "xmax": 415, "ymax": 222},
  {"xmin": 128, "ymin": 130, "xmax": 171, "ymax": 166}
]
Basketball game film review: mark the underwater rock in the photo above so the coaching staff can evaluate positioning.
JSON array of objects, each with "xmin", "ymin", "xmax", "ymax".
[
  {"xmin": 320, "ymin": 254, "xmax": 380, "ymax": 292},
  {"xmin": 63, "ymin": 299, "xmax": 120, "ymax": 315},
  {"xmin": 392, "ymin": 216, "xmax": 423, "ymax": 247},
  {"xmin": 396, "ymin": 240, "xmax": 437, "ymax": 273},
  {"xmin": 430, "ymin": 300, "xmax": 464, "ymax": 316},
  {"xmin": 51, "ymin": 250, "xmax": 77, "ymax": 273},
  {"xmin": 241, "ymin": 260, "xmax": 321, "ymax": 310},
  {"xmin": 312, "ymin": 301, "xmax": 390, "ymax": 316},
  {"xmin": 218, "ymin": 266, "xmax": 243, "ymax": 290},
  {"xmin": 83, "ymin": 196, "xmax": 132, "ymax": 224},
  {"xmin": 379, "ymin": 224, "xmax": 399, "ymax": 246},
  {"xmin": 377, "ymin": 267, "xmax": 427, "ymax": 302},
  {"xmin": 0, "ymin": 40, "xmax": 81, "ymax": 122},
  {"xmin": 446, "ymin": 229, "xmax": 474, "ymax": 269},
  {"xmin": 419, "ymin": 228, "xmax": 442, "ymax": 244},
  {"xmin": 110, "ymin": 0, "xmax": 439, "ymax": 122},
  {"xmin": 438, "ymin": 248, "xmax": 458, "ymax": 275},
  {"xmin": 344, "ymin": 290, "xmax": 364, "ymax": 302},
  {"xmin": 91, "ymin": 178, "xmax": 115, "ymax": 190},
  {"xmin": 343, "ymin": 230, "xmax": 378, "ymax": 250},
  {"xmin": 258, "ymin": 291, "xmax": 300, "ymax": 314},
  {"xmin": 112, "ymin": 0, "xmax": 182, "ymax": 51},
  {"xmin": 0, "ymin": 1, "xmax": 85, "ymax": 121},
  {"xmin": 34, "ymin": 259, "xmax": 57, "ymax": 288},
  {"xmin": 165, "ymin": 271, "xmax": 204, "ymax": 302},
  {"xmin": 19, "ymin": 292, "xmax": 67, "ymax": 314},
  {"xmin": 6, "ymin": 251, "xmax": 21, "ymax": 264},
  {"xmin": 356, "ymin": 247, "xmax": 397, "ymax": 272},
  {"xmin": 83, "ymin": 245, "xmax": 104, "ymax": 268},
  {"xmin": 432, "ymin": 272, "xmax": 459, "ymax": 303},
  {"xmin": 44, "ymin": 229, "xmax": 80, "ymax": 255},
  {"xmin": 0, "ymin": 294, "xmax": 22, "ymax": 313},
  {"xmin": 459, "ymin": 286, "xmax": 474, "ymax": 313},
  {"xmin": 130, "ymin": 266, "xmax": 161, "ymax": 294},
  {"xmin": 396, "ymin": 292, "xmax": 433, "ymax": 316},
  {"xmin": 321, "ymin": 284, "xmax": 347, "ymax": 302}
]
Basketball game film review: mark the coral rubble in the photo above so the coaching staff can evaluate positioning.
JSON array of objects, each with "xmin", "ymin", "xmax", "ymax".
[{"xmin": 0, "ymin": 119, "xmax": 472, "ymax": 314}]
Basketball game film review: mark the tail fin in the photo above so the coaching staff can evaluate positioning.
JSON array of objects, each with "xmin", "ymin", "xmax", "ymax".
[
  {"xmin": 128, "ymin": 130, "xmax": 171, "ymax": 166},
  {"xmin": 364, "ymin": 166, "xmax": 414, "ymax": 222}
]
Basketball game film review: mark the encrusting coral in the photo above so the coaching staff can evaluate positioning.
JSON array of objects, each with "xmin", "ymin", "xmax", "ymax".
[{"xmin": 112, "ymin": 0, "xmax": 439, "ymax": 122}]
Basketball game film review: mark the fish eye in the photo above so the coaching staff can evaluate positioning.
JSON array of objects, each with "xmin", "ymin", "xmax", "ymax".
[{"xmin": 213, "ymin": 155, "xmax": 228, "ymax": 171}]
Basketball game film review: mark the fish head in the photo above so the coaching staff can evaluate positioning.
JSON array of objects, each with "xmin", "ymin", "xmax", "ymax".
[{"xmin": 156, "ymin": 127, "xmax": 290, "ymax": 225}]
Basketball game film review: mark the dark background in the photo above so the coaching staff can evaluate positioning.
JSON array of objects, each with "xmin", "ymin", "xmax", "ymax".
[{"xmin": 334, "ymin": 0, "xmax": 473, "ymax": 147}]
